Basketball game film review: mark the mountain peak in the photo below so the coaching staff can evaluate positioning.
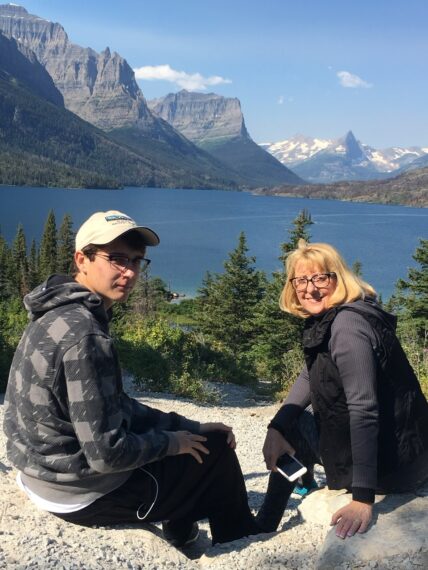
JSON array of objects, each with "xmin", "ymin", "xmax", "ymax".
[
  {"xmin": 344, "ymin": 130, "xmax": 356, "ymax": 141},
  {"xmin": 148, "ymin": 91, "xmax": 249, "ymax": 142},
  {"xmin": 339, "ymin": 130, "xmax": 366, "ymax": 160},
  {"xmin": 0, "ymin": 4, "xmax": 29, "ymax": 16}
]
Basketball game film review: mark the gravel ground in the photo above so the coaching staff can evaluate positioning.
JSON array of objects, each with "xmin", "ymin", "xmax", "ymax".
[{"xmin": 0, "ymin": 378, "xmax": 334, "ymax": 569}]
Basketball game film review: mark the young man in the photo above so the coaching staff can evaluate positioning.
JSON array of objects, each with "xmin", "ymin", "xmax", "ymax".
[{"xmin": 3, "ymin": 210, "xmax": 260, "ymax": 546}]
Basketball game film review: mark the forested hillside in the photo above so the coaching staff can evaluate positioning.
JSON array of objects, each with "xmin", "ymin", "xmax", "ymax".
[{"xmin": 255, "ymin": 167, "xmax": 428, "ymax": 207}]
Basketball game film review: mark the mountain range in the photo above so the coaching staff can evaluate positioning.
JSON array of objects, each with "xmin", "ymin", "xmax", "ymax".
[
  {"xmin": 148, "ymin": 91, "xmax": 302, "ymax": 187},
  {"xmin": 0, "ymin": 3, "xmax": 426, "ymax": 205},
  {"xmin": 0, "ymin": 30, "xmax": 186, "ymax": 189},
  {"xmin": 0, "ymin": 3, "xmax": 299, "ymax": 189},
  {"xmin": 261, "ymin": 132, "xmax": 428, "ymax": 183}
]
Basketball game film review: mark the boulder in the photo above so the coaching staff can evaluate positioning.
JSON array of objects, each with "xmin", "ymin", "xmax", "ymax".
[{"xmin": 298, "ymin": 484, "xmax": 428, "ymax": 569}]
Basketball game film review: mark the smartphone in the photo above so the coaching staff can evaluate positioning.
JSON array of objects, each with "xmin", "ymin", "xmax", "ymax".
[{"xmin": 276, "ymin": 453, "xmax": 307, "ymax": 482}]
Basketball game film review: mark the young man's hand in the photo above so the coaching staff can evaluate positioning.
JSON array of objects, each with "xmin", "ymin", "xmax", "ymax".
[
  {"xmin": 200, "ymin": 422, "xmax": 236, "ymax": 448},
  {"xmin": 174, "ymin": 431, "xmax": 209, "ymax": 463}
]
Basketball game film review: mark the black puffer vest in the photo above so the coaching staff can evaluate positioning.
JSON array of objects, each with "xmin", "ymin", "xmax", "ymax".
[{"xmin": 303, "ymin": 299, "xmax": 428, "ymax": 491}]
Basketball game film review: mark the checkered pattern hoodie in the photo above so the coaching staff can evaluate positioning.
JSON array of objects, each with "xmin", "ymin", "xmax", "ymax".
[{"xmin": 3, "ymin": 276, "xmax": 200, "ymax": 495}]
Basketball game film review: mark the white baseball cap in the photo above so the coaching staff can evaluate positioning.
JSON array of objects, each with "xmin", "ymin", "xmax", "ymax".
[{"xmin": 75, "ymin": 210, "xmax": 160, "ymax": 251}]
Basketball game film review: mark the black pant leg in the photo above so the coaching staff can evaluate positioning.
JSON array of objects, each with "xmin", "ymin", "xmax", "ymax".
[
  {"xmin": 145, "ymin": 431, "xmax": 259, "ymax": 544},
  {"xmin": 256, "ymin": 407, "xmax": 321, "ymax": 532},
  {"xmin": 53, "ymin": 432, "xmax": 258, "ymax": 544}
]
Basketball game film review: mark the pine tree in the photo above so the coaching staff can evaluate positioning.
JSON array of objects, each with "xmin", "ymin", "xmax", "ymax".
[
  {"xmin": 197, "ymin": 232, "xmax": 266, "ymax": 358},
  {"xmin": 390, "ymin": 238, "xmax": 428, "ymax": 339},
  {"xmin": 39, "ymin": 210, "xmax": 58, "ymax": 280},
  {"xmin": 352, "ymin": 260, "xmax": 363, "ymax": 277},
  {"xmin": 280, "ymin": 209, "xmax": 313, "ymax": 261},
  {"xmin": 57, "ymin": 213, "xmax": 75, "ymax": 274},
  {"xmin": 0, "ymin": 232, "xmax": 13, "ymax": 300},
  {"xmin": 28, "ymin": 239, "xmax": 40, "ymax": 290},
  {"xmin": 11, "ymin": 224, "xmax": 29, "ymax": 297},
  {"xmin": 128, "ymin": 272, "xmax": 169, "ymax": 318}
]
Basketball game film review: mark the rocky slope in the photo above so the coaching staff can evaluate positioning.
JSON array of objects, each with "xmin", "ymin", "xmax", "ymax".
[
  {"xmin": 0, "ymin": 30, "xmax": 63, "ymax": 106},
  {"xmin": 149, "ymin": 90, "xmax": 249, "ymax": 145},
  {"xmin": 149, "ymin": 90, "xmax": 303, "ymax": 187},
  {"xmin": 0, "ymin": 4, "xmax": 244, "ymax": 189},
  {"xmin": 0, "ymin": 30, "xmax": 202, "ymax": 189},
  {"xmin": 0, "ymin": 3, "xmax": 160, "ymax": 131}
]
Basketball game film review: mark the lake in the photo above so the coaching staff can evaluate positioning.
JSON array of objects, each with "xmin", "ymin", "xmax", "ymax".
[{"xmin": 1, "ymin": 185, "xmax": 427, "ymax": 300}]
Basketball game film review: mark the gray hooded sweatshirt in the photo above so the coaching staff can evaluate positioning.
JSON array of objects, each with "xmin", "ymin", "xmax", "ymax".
[{"xmin": 3, "ymin": 276, "xmax": 200, "ymax": 504}]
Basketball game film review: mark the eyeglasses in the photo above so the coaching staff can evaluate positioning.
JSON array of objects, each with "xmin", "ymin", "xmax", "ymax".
[
  {"xmin": 290, "ymin": 272, "xmax": 336, "ymax": 292},
  {"xmin": 94, "ymin": 253, "xmax": 151, "ymax": 273}
]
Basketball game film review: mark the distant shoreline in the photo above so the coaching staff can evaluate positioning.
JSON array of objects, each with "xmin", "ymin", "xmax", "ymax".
[{"xmin": 1, "ymin": 181, "xmax": 426, "ymax": 208}]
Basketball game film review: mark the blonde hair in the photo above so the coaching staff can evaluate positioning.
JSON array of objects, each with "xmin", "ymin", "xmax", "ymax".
[{"xmin": 280, "ymin": 240, "xmax": 377, "ymax": 318}]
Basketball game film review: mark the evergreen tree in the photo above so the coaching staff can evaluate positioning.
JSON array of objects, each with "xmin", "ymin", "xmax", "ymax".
[
  {"xmin": 28, "ymin": 239, "xmax": 40, "ymax": 290},
  {"xmin": 11, "ymin": 224, "xmax": 29, "ymax": 297},
  {"xmin": 196, "ymin": 232, "xmax": 266, "ymax": 358},
  {"xmin": 389, "ymin": 238, "xmax": 428, "ymax": 339},
  {"xmin": 352, "ymin": 260, "xmax": 363, "ymax": 277},
  {"xmin": 39, "ymin": 210, "xmax": 58, "ymax": 280},
  {"xmin": 0, "ymin": 232, "xmax": 13, "ymax": 300},
  {"xmin": 251, "ymin": 210, "xmax": 313, "ymax": 384},
  {"xmin": 128, "ymin": 273, "xmax": 169, "ymax": 318},
  {"xmin": 57, "ymin": 213, "xmax": 75, "ymax": 274},
  {"xmin": 280, "ymin": 209, "xmax": 313, "ymax": 261}
]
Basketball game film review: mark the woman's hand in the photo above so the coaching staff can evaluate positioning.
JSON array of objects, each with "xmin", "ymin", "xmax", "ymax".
[
  {"xmin": 174, "ymin": 431, "xmax": 209, "ymax": 464},
  {"xmin": 199, "ymin": 422, "xmax": 236, "ymax": 448},
  {"xmin": 331, "ymin": 500, "xmax": 373, "ymax": 539},
  {"xmin": 262, "ymin": 427, "xmax": 295, "ymax": 471}
]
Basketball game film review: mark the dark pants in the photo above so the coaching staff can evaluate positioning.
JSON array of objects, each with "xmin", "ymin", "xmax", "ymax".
[
  {"xmin": 256, "ymin": 406, "xmax": 321, "ymax": 532},
  {"xmin": 53, "ymin": 432, "xmax": 259, "ymax": 544}
]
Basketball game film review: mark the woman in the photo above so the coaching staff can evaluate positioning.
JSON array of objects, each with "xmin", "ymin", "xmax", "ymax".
[{"xmin": 256, "ymin": 240, "xmax": 428, "ymax": 539}]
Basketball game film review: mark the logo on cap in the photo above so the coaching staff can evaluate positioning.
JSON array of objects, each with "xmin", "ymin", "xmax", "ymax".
[{"xmin": 105, "ymin": 214, "xmax": 135, "ymax": 223}]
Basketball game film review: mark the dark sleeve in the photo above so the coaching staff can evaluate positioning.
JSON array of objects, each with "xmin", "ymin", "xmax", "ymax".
[
  {"xmin": 128, "ymin": 395, "xmax": 200, "ymax": 435},
  {"xmin": 331, "ymin": 310, "xmax": 380, "ymax": 503},
  {"xmin": 269, "ymin": 366, "xmax": 311, "ymax": 437}
]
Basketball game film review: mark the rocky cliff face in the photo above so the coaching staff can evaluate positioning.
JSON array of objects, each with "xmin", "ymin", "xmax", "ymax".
[
  {"xmin": 0, "ymin": 4, "xmax": 155, "ymax": 130},
  {"xmin": 0, "ymin": 30, "xmax": 63, "ymax": 106},
  {"xmin": 148, "ymin": 90, "xmax": 249, "ymax": 145},
  {"xmin": 0, "ymin": 4, "xmax": 300, "ymax": 188},
  {"xmin": 148, "ymin": 90, "xmax": 303, "ymax": 186}
]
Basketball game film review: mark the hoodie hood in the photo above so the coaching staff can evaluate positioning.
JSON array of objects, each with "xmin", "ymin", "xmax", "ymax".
[{"xmin": 24, "ymin": 275, "xmax": 108, "ymax": 323}]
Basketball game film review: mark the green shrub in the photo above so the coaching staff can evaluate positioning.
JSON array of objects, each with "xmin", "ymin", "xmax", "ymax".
[
  {"xmin": 0, "ymin": 298, "xmax": 28, "ymax": 393},
  {"xmin": 115, "ymin": 317, "xmax": 218, "ymax": 403},
  {"xmin": 397, "ymin": 320, "xmax": 428, "ymax": 398}
]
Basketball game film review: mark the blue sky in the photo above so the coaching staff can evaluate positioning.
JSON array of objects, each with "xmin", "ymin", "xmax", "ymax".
[{"xmin": 13, "ymin": 0, "xmax": 428, "ymax": 148}]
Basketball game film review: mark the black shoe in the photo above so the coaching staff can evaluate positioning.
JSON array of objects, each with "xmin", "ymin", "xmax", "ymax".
[
  {"xmin": 256, "ymin": 471, "xmax": 294, "ymax": 532},
  {"xmin": 162, "ymin": 520, "xmax": 199, "ymax": 548}
]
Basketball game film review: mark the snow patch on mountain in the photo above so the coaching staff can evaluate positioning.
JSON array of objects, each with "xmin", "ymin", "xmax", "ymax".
[{"xmin": 262, "ymin": 133, "xmax": 428, "ymax": 176}]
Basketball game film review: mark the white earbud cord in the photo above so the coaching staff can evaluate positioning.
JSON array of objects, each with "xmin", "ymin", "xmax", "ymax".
[{"xmin": 136, "ymin": 467, "xmax": 159, "ymax": 520}]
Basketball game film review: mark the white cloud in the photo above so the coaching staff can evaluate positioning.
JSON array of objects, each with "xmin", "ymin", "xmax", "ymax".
[
  {"xmin": 278, "ymin": 95, "xmax": 294, "ymax": 104},
  {"xmin": 337, "ymin": 70, "xmax": 373, "ymax": 89},
  {"xmin": 133, "ymin": 64, "xmax": 232, "ymax": 91}
]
